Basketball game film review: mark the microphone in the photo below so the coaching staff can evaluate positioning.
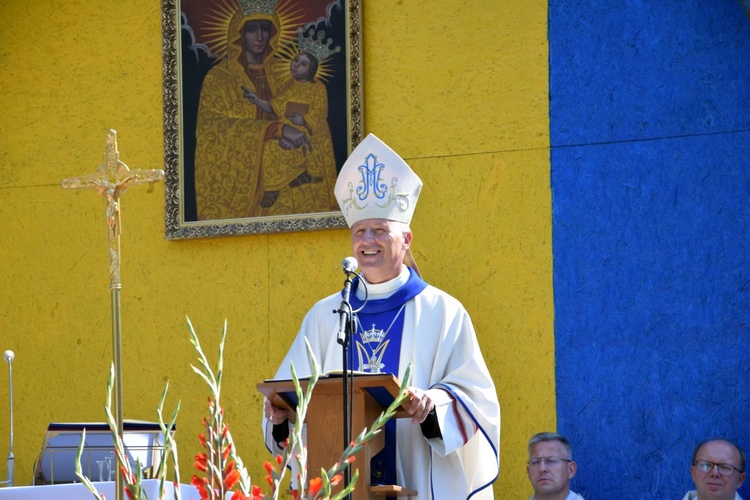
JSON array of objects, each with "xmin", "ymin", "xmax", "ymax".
[
  {"xmin": 3, "ymin": 350, "xmax": 13, "ymax": 363},
  {"xmin": 336, "ymin": 258, "xmax": 357, "ymax": 345},
  {"xmin": 342, "ymin": 256, "xmax": 358, "ymax": 275}
]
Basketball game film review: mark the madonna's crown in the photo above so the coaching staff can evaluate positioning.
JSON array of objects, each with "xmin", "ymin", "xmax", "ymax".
[
  {"xmin": 297, "ymin": 27, "xmax": 341, "ymax": 62},
  {"xmin": 238, "ymin": 0, "xmax": 278, "ymax": 17}
]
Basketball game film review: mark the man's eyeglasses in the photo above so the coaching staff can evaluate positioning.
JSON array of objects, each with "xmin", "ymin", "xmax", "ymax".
[
  {"xmin": 527, "ymin": 458, "xmax": 572, "ymax": 469},
  {"xmin": 694, "ymin": 460, "xmax": 744, "ymax": 476}
]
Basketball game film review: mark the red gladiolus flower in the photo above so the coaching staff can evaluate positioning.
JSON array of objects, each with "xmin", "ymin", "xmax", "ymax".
[
  {"xmin": 275, "ymin": 454, "xmax": 282, "ymax": 465},
  {"xmin": 120, "ymin": 465, "xmax": 135, "ymax": 482},
  {"xmin": 199, "ymin": 433, "xmax": 206, "ymax": 448},
  {"xmin": 191, "ymin": 475, "xmax": 209, "ymax": 499},
  {"xmin": 330, "ymin": 474, "xmax": 343, "ymax": 487},
  {"xmin": 223, "ymin": 442, "xmax": 233, "ymax": 459},
  {"xmin": 224, "ymin": 469, "xmax": 240, "ymax": 491},
  {"xmin": 263, "ymin": 461, "xmax": 274, "ymax": 474},
  {"xmin": 230, "ymin": 490, "xmax": 251, "ymax": 500},
  {"xmin": 308, "ymin": 477, "xmax": 323, "ymax": 496},
  {"xmin": 124, "ymin": 488, "xmax": 134, "ymax": 500},
  {"xmin": 194, "ymin": 452, "xmax": 208, "ymax": 472},
  {"xmin": 251, "ymin": 484, "xmax": 265, "ymax": 500},
  {"xmin": 223, "ymin": 461, "xmax": 240, "ymax": 490},
  {"xmin": 291, "ymin": 489, "xmax": 299, "ymax": 500}
]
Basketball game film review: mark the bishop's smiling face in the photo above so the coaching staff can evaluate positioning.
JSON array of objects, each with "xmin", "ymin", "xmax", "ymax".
[{"xmin": 350, "ymin": 218, "xmax": 412, "ymax": 284}]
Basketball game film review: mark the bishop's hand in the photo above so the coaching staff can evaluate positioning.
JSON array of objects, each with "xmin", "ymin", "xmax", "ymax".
[
  {"xmin": 406, "ymin": 387, "xmax": 439, "ymax": 424},
  {"xmin": 264, "ymin": 398, "xmax": 293, "ymax": 425}
]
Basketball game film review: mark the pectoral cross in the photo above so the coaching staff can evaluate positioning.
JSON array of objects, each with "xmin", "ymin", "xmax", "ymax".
[{"xmin": 62, "ymin": 130, "xmax": 164, "ymax": 500}]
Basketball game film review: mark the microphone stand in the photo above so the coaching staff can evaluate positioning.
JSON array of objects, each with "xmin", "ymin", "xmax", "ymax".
[
  {"xmin": 336, "ymin": 273, "xmax": 355, "ymax": 499},
  {"xmin": 2, "ymin": 351, "xmax": 13, "ymax": 488}
]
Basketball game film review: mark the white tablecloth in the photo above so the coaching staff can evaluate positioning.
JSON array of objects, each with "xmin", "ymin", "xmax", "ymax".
[{"xmin": 0, "ymin": 479, "xmax": 200, "ymax": 499}]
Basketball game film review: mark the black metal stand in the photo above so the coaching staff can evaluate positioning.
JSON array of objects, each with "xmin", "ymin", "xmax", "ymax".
[{"xmin": 335, "ymin": 274, "xmax": 355, "ymax": 499}]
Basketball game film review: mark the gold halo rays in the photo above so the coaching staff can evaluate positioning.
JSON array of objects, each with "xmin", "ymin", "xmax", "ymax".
[
  {"xmin": 201, "ymin": 0, "xmax": 305, "ymax": 63},
  {"xmin": 200, "ymin": 0, "xmax": 339, "ymax": 84}
]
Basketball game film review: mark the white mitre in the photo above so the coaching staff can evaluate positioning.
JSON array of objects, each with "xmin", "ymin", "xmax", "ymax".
[{"xmin": 334, "ymin": 133, "xmax": 423, "ymax": 227}]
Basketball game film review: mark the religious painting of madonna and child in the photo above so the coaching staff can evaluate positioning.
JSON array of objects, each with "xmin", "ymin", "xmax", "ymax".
[{"xmin": 162, "ymin": 0, "xmax": 363, "ymax": 239}]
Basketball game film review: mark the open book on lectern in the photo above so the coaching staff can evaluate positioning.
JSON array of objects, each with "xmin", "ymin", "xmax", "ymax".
[{"xmin": 261, "ymin": 370, "xmax": 402, "ymax": 412}]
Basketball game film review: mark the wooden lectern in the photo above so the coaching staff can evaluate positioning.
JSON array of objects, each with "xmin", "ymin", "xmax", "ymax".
[{"xmin": 257, "ymin": 373, "xmax": 417, "ymax": 499}]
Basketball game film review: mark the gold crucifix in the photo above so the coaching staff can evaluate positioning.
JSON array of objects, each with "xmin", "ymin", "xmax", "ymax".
[
  {"xmin": 62, "ymin": 129, "xmax": 164, "ymax": 499},
  {"xmin": 62, "ymin": 129, "xmax": 164, "ymax": 289}
]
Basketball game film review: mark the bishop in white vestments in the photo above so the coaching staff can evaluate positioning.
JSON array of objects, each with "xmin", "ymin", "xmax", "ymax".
[{"xmin": 263, "ymin": 133, "xmax": 501, "ymax": 499}]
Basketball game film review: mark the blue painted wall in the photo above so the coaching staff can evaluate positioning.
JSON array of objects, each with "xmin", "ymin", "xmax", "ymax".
[{"xmin": 549, "ymin": 1, "xmax": 750, "ymax": 497}]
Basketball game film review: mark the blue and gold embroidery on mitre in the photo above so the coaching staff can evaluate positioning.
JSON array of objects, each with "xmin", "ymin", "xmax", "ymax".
[{"xmin": 334, "ymin": 133, "xmax": 422, "ymax": 228}]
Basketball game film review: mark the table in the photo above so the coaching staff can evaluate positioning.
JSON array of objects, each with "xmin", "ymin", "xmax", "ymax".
[{"xmin": 0, "ymin": 479, "xmax": 199, "ymax": 499}]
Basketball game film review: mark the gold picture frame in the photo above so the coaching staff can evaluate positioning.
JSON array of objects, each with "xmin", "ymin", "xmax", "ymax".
[{"xmin": 161, "ymin": 0, "xmax": 363, "ymax": 239}]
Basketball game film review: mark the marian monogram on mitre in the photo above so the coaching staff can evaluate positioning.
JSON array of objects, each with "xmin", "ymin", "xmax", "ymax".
[
  {"xmin": 341, "ymin": 152, "xmax": 410, "ymax": 216},
  {"xmin": 334, "ymin": 133, "xmax": 422, "ymax": 227}
]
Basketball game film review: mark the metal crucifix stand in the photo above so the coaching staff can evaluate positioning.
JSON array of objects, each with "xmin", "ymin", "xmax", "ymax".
[{"xmin": 62, "ymin": 130, "xmax": 164, "ymax": 500}]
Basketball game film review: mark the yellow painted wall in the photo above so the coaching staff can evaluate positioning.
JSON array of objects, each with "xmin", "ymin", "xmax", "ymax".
[{"xmin": 0, "ymin": 0, "xmax": 553, "ymax": 496}]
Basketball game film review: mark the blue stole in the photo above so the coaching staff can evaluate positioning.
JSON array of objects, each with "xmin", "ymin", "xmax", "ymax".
[{"xmin": 344, "ymin": 268, "xmax": 428, "ymax": 490}]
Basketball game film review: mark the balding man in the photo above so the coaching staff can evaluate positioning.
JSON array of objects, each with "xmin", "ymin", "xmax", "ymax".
[{"xmin": 683, "ymin": 439, "xmax": 746, "ymax": 500}]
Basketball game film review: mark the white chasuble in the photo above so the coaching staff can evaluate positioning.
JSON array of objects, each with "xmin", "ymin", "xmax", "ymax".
[{"xmin": 264, "ymin": 266, "xmax": 500, "ymax": 499}]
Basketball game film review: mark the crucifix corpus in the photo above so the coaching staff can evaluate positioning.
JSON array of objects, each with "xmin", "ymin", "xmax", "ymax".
[{"xmin": 61, "ymin": 129, "xmax": 164, "ymax": 498}]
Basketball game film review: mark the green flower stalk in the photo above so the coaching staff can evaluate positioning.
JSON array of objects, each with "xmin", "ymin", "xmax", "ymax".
[{"xmin": 74, "ymin": 316, "xmax": 411, "ymax": 500}]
